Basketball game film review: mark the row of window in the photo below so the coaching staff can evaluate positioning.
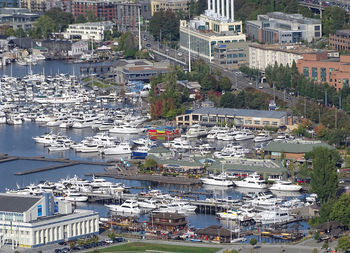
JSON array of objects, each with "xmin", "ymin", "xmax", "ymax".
[{"xmin": 178, "ymin": 115, "xmax": 279, "ymax": 126}]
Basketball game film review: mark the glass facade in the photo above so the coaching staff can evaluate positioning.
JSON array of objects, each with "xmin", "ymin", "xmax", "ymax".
[
  {"xmin": 320, "ymin": 68, "xmax": 326, "ymax": 82},
  {"xmin": 303, "ymin": 67, "xmax": 309, "ymax": 77},
  {"xmin": 180, "ymin": 31, "xmax": 210, "ymax": 57},
  {"xmin": 312, "ymin": 67, "xmax": 318, "ymax": 81}
]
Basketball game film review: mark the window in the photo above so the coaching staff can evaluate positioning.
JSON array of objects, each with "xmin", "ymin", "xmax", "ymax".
[
  {"xmin": 235, "ymin": 25, "xmax": 241, "ymax": 32},
  {"xmin": 38, "ymin": 205, "xmax": 42, "ymax": 217},
  {"xmin": 229, "ymin": 25, "xmax": 234, "ymax": 31},
  {"xmin": 320, "ymin": 68, "xmax": 326, "ymax": 82},
  {"xmin": 312, "ymin": 67, "xmax": 318, "ymax": 81},
  {"xmin": 343, "ymin": 79, "xmax": 349, "ymax": 87},
  {"xmin": 245, "ymin": 120, "xmax": 252, "ymax": 124},
  {"xmin": 272, "ymin": 121, "xmax": 278, "ymax": 126},
  {"xmin": 303, "ymin": 67, "xmax": 309, "ymax": 77},
  {"xmin": 263, "ymin": 121, "xmax": 270, "ymax": 125},
  {"xmin": 254, "ymin": 120, "xmax": 260, "ymax": 125}
]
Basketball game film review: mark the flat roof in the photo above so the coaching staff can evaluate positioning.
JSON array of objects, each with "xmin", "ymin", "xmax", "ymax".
[
  {"xmin": 263, "ymin": 141, "xmax": 333, "ymax": 153},
  {"xmin": 190, "ymin": 107, "xmax": 287, "ymax": 119},
  {"xmin": 0, "ymin": 194, "xmax": 41, "ymax": 213},
  {"xmin": 249, "ymin": 43, "xmax": 321, "ymax": 55}
]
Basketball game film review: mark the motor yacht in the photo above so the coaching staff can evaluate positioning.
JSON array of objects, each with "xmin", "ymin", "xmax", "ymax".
[
  {"xmin": 254, "ymin": 132, "xmax": 273, "ymax": 142},
  {"xmin": 105, "ymin": 199, "xmax": 141, "ymax": 214},
  {"xmin": 131, "ymin": 145, "xmax": 149, "ymax": 158},
  {"xmin": 185, "ymin": 124, "xmax": 207, "ymax": 138},
  {"xmin": 109, "ymin": 125, "xmax": 143, "ymax": 134},
  {"xmin": 102, "ymin": 142, "xmax": 132, "ymax": 155},
  {"xmin": 200, "ymin": 172, "xmax": 234, "ymax": 186},
  {"xmin": 234, "ymin": 173, "xmax": 267, "ymax": 189},
  {"xmin": 64, "ymin": 191, "xmax": 88, "ymax": 202},
  {"xmin": 234, "ymin": 129, "xmax": 254, "ymax": 141},
  {"xmin": 269, "ymin": 180, "xmax": 302, "ymax": 192}
]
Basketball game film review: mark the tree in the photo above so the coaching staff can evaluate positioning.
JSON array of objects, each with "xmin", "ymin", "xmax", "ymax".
[
  {"xmin": 337, "ymin": 236, "xmax": 350, "ymax": 252},
  {"xmin": 45, "ymin": 8, "xmax": 74, "ymax": 32},
  {"xmin": 118, "ymin": 32, "xmax": 137, "ymax": 58},
  {"xmin": 5, "ymin": 27, "xmax": 15, "ymax": 36},
  {"xmin": 144, "ymin": 158, "xmax": 157, "ymax": 169},
  {"xmin": 314, "ymin": 231, "xmax": 320, "ymax": 241},
  {"xmin": 249, "ymin": 238, "xmax": 257, "ymax": 247},
  {"xmin": 220, "ymin": 77, "xmax": 232, "ymax": 91},
  {"xmin": 107, "ymin": 232, "xmax": 116, "ymax": 241},
  {"xmin": 309, "ymin": 147, "xmax": 339, "ymax": 202},
  {"xmin": 322, "ymin": 7, "xmax": 347, "ymax": 36},
  {"xmin": 149, "ymin": 10, "xmax": 179, "ymax": 41},
  {"xmin": 330, "ymin": 193, "xmax": 350, "ymax": 228},
  {"xmin": 33, "ymin": 15, "xmax": 56, "ymax": 38},
  {"xmin": 75, "ymin": 14, "xmax": 87, "ymax": 24}
]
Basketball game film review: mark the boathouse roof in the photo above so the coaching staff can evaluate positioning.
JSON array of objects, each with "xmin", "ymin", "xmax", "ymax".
[{"xmin": 263, "ymin": 141, "xmax": 333, "ymax": 154}]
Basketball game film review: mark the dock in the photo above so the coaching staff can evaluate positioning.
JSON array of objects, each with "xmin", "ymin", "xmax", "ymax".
[
  {"xmin": 87, "ymin": 172, "xmax": 201, "ymax": 185},
  {"xmin": 0, "ymin": 154, "xmax": 114, "ymax": 175}
]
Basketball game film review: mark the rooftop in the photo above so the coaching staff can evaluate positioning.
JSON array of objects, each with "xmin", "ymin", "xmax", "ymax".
[
  {"xmin": 263, "ymin": 141, "xmax": 333, "ymax": 153},
  {"xmin": 0, "ymin": 194, "xmax": 41, "ymax": 213},
  {"xmin": 264, "ymin": 12, "xmax": 321, "ymax": 25},
  {"xmin": 249, "ymin": 43, "xmax": 321, "ymax": 55},
  {"xmin": 335, "ymin": 29, "xmax": 350, "ymax": 37},
  {"xmin": 190, "ymin": 107, "xmax": 287, "ymax": 119}
]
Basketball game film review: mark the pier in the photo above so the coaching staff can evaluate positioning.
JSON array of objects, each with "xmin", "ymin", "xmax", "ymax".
[
  {"xmin": 0, "ymin": 154, "xmax": 114, "ymax": 175},
  {"xmin": 87, "ymin": 172, "xmax": 201, "ymax": 185}
]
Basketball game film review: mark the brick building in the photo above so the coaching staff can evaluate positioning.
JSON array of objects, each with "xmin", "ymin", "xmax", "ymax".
[
  {"xmin": 329, "ymin": 30, "xmax": 350, "ymax": 52},
  {"xmin": 73, "ymin": 0, "xmax": 116, "ymax": 20},
  {"xmin": 297, "ymin": 52, "xmax": 350, "ymax": 90}
]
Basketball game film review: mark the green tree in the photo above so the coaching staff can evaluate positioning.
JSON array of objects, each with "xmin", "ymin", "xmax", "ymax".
[
  {"xmin": 45, "ymin": 8, "xmax": 74, "ymax": 32},
  {"xmin": 5, "ymin": 27, "xmax": 15, "ymax": 36},
  {"xmin": 15, "ymin": 28, "xmax": 26, "ymax": 37},
  {"xmin": 337, "ymin": 236, "xmax": 350, "ymax": 252},
  {"xmin": 149, "ymin": 10, "xmax": 179, "ymax": 41},
  {"xmin": 75, "ymin": 14, "xmax": 87, "ymax": 24},
  {"xmin": 33, "ymin": 15, "xmax": 57, "ymax": 38},
  {"xmin": 309, "ymin": 147, "xmax": 339, "ymax": 202},
  {"xmin": 107, "ymin": 232, "xmax": 116, "ymax": 241},
  {"xmin": 330, "ymin": 193, "xmax": 350, "ymax": 227},
  {"xmin": 118, "ymin": 32, "xmax": 137, "ymax": 58},
  {"xmin": 249, "ymin": 238, "xmax": 257, "ymax": 247},
  {"xmin": 220, "ymin": 77, "xmax": 232, "ymax": 91},
  {"xmin": 322, "ymin": 6, "xmax": 347, "ymax": 36},
  {"xmin": 144, "ymin": 158, "xmax": 157, "ymax": 169}
]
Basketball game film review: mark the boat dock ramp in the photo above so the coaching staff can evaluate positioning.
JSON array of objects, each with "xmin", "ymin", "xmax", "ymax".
[{"xmin": 0, "ymin": 154, "xmax": 114, "ymax": 175}]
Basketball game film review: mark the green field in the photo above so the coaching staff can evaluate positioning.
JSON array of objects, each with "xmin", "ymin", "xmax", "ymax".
[{"xmin": 95, "ymin": 242, "xmax": 221, "ymax": 253}]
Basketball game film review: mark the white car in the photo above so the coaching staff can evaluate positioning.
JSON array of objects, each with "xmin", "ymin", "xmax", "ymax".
[{"xmin": 177, "ymin": 52, "xmax": 183, "ymax": 56}]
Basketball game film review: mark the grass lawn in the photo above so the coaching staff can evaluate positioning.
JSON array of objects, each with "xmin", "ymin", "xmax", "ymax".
[{"xmin": 95, "ymin": 242, "xmax": 221, "ymax": 253}]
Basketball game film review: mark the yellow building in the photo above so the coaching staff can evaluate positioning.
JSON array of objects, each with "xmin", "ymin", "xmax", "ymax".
[{"xmin": 150, "ymin": 0, "xmax": 189, "ymax": 16}]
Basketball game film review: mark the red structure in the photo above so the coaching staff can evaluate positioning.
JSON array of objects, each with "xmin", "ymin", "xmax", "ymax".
[{"xmin": 73, "ymin": 0, "xmax": 116, "ymax": 20}]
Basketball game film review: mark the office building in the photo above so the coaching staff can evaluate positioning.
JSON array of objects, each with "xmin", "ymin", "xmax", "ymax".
[
  {"xmin": 114, "ymin": 59, "xmax": 170, "ymax": 83},
  {"xmin": 0, "ymin": 193, "xmax": 99, "ymax": 248},
  {"xmin": 150, "ymin": 0, "xmax": 189, "ymax": 16},
  {"xmin": 0, "ymin": 8, "xmax": 39, "ymax": 31},
  {"xmin": 176, "ymin": 107, "xmax": 287, "ymax": 128},
  {"xmin": 63, "ymin": 21, "xmax": 114, "ymax": 41},
  {"xmin": 329, "ymin": 30, "xmax": 350, "ymax": 52},
  {"xmin": 179, "ymin": 0, "xmax": 246, "ymax": 62},
  {"xmin": 0, "ymin": 0, "xmax": 19, "ymax": 7},
  {"xmin": 248, "ymin": 44, "xmax": 334, "ymax": 72},
  {"xmin": 246, "ymin": 12, "xmax": 322, "ymax": 44},
  {"xmin": 213, "ymin": 42, "xmax": 249, "ymax": 69},
  {"xmin": 297, "ymin": 53, "xmax": 350, "ymax": 90},
  {"xmin": 20, "ymin": 0, "xmax": 47, "ymax": 12},
  {"xmin": 72, "ymin": 0, "xmax": 151, "ymax": 22}
]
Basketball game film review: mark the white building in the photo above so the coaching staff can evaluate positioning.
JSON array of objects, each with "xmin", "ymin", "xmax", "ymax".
[
  {"xmin": 69, "ymin": 41, "xmax": 89, "ymax": 56},
  {"xmin": 179, "ymin": 0, "xmax": 246, "ymax": 62},
  {"xmin": 249, "ymin": 43, "xmax": 324, "ymax": 71},
  {"xmin": 63, "ymin": 21, "xmax": 114, "ymax": 42},
  {"xmin": 0, "ymin": 193, "xmax": 99, "ymax": 249}
]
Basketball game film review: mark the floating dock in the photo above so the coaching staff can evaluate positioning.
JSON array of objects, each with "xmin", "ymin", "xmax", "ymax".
[{"xmin": 0, "ymin": 154, "xmax": 114, "ymax": 175}]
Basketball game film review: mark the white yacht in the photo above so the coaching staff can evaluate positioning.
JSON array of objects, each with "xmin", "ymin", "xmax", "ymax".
[
  {"xmin": 109, "ymin": 125, "xmax": 142, "ymax": 134},
  {"xmin": 254, "ymin": 132, "xmax": 273, "ymax": 142},
  {"xmin": 137, "ymin": 199, "xmax": 158, "ymax": 209},
  {"xmin": 235, "ymin": 129, "xmax": 254, "ymax": 141},
  {"xmin": 102, "ymin": 142, "xmax": 132, "ymax": 155},
  {"xmin": 248, "ymin": 192, "xmax": 282, "ymax": 206},
  {"xmin": 234, "ymin": 173, "xmax": 267, "ymax": 189},
  {"xmin": 200, "ymin": 172, "xmax": 234, "ymax": 186},
  {"xmin": 163, "ymin": 137, "xmax": 191, "ymax": 150},
  {"xmin": 269, "ymin": 180, "xmax": 302, "ymax": 192},
  {"xmin": 64, "ymin": 192, "xmax": 88, "ymax": 202},
  {"xmin": 185, "ymin": 124, "xmax": 207, "ymax": 138},
  {"xmin": 105, "ymin": 199, "xmax": 141, "ymax": 214},
  {"xmin": 254, "ymin": 208, "xmax": 292, "ymax": 225}
]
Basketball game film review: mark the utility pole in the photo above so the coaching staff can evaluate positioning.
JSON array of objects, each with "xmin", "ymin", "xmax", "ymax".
[
  {"xmin": 335, "ymin": 108, "xmax": 337, "ymax": 129},
  {"xmin": 188, "ymin": 7, "xmax": 191, "ymax": 72},
  {"xmin": 138, "ymin": 6, "xmax": 142, "ymax": 51}
]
